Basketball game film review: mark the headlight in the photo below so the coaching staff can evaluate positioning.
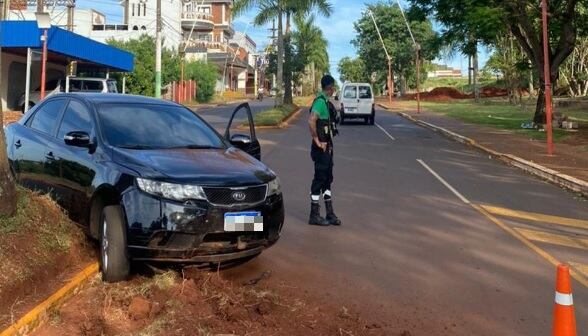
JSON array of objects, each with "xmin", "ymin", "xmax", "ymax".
[
  {"xmin": 136, "ymin": 178, "xmax": 207, "ymax": 201},
  {"xmin": 267, "ymin": 177, "xmax": 281, "ymax": 196}
]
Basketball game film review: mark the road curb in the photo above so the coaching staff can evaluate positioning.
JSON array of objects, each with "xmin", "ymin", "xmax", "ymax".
[
  {"xmin": 237, "ymin": 106, "xmax": 303, "ymax": 130},
  {"xmin": 188, "ymin": 99, "xmax": 249, "ymax": 110},
  {"xmin": 378, "ymin": 103, "xmax": 588, "ymax": 198},
  {"xmin": 0, "ymin": 263, "xmax": 99, "ymax": 336}
]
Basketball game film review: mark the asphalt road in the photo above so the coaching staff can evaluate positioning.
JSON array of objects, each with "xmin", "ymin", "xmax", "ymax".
[
  {"xmin": 194, "ymin": 97, "xmax": 277, "ymax": 131},
  {"xmin": 198, "ymin": 103, "xmax": 588, "ymax": 335}
]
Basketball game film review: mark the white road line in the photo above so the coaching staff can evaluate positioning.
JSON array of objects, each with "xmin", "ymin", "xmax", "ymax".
[
  {"xmin": 375, "ymin": 123, "xmax": 396, "ymax": 141},
  {"xmin": 417, "ymin": 159, "xmax": 471, "ymax": 204}
]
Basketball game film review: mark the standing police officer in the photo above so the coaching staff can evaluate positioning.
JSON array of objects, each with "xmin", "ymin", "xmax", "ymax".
[{"xmin": 308, "ymin": 75, "xmax": 341, "ymax": 226}]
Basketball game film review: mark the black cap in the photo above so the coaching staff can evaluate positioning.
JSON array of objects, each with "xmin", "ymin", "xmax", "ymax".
[{"xmin": 321, "ymin": 74, "xmax": 335, "ymax": 89}]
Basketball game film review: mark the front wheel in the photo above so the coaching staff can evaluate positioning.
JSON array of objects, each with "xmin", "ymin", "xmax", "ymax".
[{"xmin": 100, "ymin": 205, "xmax": 130, "ymax": 282}]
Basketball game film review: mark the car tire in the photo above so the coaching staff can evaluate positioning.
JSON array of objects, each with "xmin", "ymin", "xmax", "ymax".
[{"xmin": 100, "ymin": 205, "xmax": 130, "ymax": 283}]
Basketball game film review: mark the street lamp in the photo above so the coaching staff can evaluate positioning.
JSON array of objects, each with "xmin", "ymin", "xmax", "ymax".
[
  {"xmin": 35, "ymin": 12, "xmax": 51, "ymax": 101},
  {"xmin": 368, "ymin": 10, "xmax": 393, "ymax": 107}
]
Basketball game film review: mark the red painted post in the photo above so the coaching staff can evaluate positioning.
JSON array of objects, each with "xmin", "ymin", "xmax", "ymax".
[
  {"xmin": 541, "ymin": 0, "xmax": 554, "ymax": 155},
  {"xmin": 40, "ymin": 29, "xmax": 48, "ymax": 100}
]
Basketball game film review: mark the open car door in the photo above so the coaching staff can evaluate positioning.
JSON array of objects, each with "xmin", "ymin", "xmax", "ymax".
[{"xmin": 225, "ymin": 103, "xmax": 261, "ymax": 160}]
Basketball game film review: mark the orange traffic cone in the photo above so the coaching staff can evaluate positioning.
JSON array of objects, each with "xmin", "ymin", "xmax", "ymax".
[{"xmin": 553, "ymin": 264, "xmax": 577, "ymax": 336}]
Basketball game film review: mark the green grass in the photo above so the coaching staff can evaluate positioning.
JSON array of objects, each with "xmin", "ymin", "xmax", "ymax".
[
  {"xmin": 253, "ymin": 104, "xmax": 299, "ymax": 126},
  {"xmin": 403, "ymin": 98, "xmax": 587, "ymax": 141},
  {"xmin": 423, "ymin": 77, "xmax": 498, "ymax": 92}
]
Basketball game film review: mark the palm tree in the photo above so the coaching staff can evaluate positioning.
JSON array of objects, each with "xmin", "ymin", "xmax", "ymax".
[
  {"xmin": 233, "ymin": 0, "xmax": 332, "ymax": 104},
  {"xmin": 292, "ymin": 14, "xmax": 329, "ymax": 92}
]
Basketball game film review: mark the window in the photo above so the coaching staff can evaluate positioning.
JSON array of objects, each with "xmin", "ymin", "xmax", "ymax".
[
  {"xmin": 131, "ymin": 3, "xmax": 135, "ymax": 16},
  {"xmin": 343, "ymin": 86, "xmax": 357, "ymax": 99},
  {"xmin": 142, "ymin": 3, "xmax": 146, "ymax": 16},
  {"xmin": 29, "ymin": 99, "xmax": 66, "ymax": 136},
  {"xmin": 58, "ymin": 100, "xmax": 93, "ymax": 140},
  {"xmin": 133, "ymin": 25, "xmax": 138, "ymax": 30},
  {"xmin": 198, "ymin": 34, "xmax": 211, "ymax": 42},
  {"xmin": 69, "ymin": 79, "xmax": 82, "ymax": 92},
  {"xmin": 97, "ymin": 104, "xmax": 225, "ymax": 149},
  {"xmin": 82, "ymin": 81, "xmax": 104, "ymax": 92},
  {"xmin": 197, "ymin": 5, "xmax": 211, "ymax": 13},
  {"xmin": 141, "ymin": 25, "xmax": 146, "ymax": 30},
  {"xmin": 359, "ymin": 86, "xmax": 372, "ymax": 99},
  {"xmin": 107, "ymin": 81, "xmax": 118, "ymax": 93}
]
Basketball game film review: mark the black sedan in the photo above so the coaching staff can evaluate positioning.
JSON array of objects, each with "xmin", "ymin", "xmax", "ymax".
[{"xmin": 5, "ymin": 93, "xmax": 284, "ymax": 282}]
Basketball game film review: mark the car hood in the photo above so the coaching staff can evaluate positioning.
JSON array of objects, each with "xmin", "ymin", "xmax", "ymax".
[{"xmin": 111, "ymin": 147, "xmax": 274, "ymax": 186}]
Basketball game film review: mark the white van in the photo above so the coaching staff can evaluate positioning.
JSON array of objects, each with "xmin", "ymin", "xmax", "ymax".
[
  {"xmin": 17, "ymin": 77, "xmax": 118, "ymax": 112},
  {"xmin": 338, "ymin": 83, "xmax": 375, "ymax": 125}
]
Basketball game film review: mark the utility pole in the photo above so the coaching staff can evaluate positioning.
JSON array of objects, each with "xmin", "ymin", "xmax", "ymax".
[
  {"xmin": 155, "ymin": 0, "xmax": 162, "ymax": 98},
  {"xmin": 541, "ymin": 0, "xmax": 554, "ymax": 155},
  {"xmin": 396, "ymin": 0, "xmax": 420, "ymax": 113},
  {"xmin": 368, "ymin": 10, "xmax": 393, "ymax": 106},
  {"xmin": 66, "ymin": 0, "xmax": 76, "ymax": 79}
]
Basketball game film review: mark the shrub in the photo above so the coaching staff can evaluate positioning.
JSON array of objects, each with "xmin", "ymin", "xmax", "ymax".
[{"xmin": 185, "ymin": 61, "xmax": 219, "ymax": 103}]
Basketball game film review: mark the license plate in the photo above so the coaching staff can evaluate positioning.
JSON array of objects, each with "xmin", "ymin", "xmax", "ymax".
[
  {"xmin": 346, "ymin": 107, "xmax": 356, "ymax": 112},
  {"xmin": 224, "ymin": 211, "xmax": 263, "ymax": 232}
]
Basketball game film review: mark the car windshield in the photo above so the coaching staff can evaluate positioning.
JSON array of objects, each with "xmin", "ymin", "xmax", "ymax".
[{"xmin": 97, "ymin": 103, "xmax": 225, "ymax": 150}]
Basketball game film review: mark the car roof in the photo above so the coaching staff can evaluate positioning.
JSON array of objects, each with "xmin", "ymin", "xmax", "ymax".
[
  {"xmin": 56, "ymin": 93, "xmax": 181, "ymax": 106},
  {"xmin": 68, "ymin": 77, "xmax": 116, "ymax": 81},
  {"xmin": 343, "ymin": 83, "xmax": 372, "ymax": 86}
]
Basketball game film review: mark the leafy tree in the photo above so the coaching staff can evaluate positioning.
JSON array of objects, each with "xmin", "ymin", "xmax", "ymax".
[
  {"xmin": 353, "ymin": 3, "xmax": 440, "ymax": 95},
  {"xmin": 337, "ymin": 57, "xmax": 367, "ymax": 83},
  {"xmin": 185, "ymin": 61, "xmax": 219, "ymax": 103},
  {"xmin": 559, "ymin": 37, "xmax": 588, "ymax": 97},
  {"xmin": 108, "ymin": 35, "xmax": 180, "ymax": 97},
  {"xmin": 234, "ymin": 0, "xmax": 332, "ymax": 104},
  {"xmin": 484, "ymin": 33, "xmax": 533, "ymax": 104},
  {"xmin": 410, "ymin": 0, "xmax": 588, "ymax": 123},
  {"xmin": 292, "ymin": 14, "xmax": 329, "ymax": 93}
]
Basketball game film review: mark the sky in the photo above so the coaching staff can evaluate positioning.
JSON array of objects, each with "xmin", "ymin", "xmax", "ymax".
[{"xmin": 77, "ymin": 0, "xmax": 489, "ymax": 83}]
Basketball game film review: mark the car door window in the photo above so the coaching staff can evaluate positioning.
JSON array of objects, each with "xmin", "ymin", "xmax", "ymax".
[
  {"xmin": 83, "ymin": 81, "xmax": 104, "ymax": 92},
  {"xmin": 58, "ymin": 100, "xmax": 93, "ymax": 140},
  {"xmin": 343, "ymin": 86, "xmax": 357, "ymax": 99},
  {"xmin": 359, "ymin": 86, "xmax": 372, "ymax": 99},
  {"xmin": 29, "ymin": 99, "xmax": 66, "ymax": 135}
]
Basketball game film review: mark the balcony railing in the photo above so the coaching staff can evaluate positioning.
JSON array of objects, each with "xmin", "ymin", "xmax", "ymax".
[{"xmin": 181, "ymin": 11, "xmax": 214, "ymax": 21}]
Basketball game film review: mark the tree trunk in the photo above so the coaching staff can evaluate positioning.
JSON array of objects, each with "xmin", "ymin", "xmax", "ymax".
[
  {"xmin": 311, "ymin": 61, "xmax": 316, "ymax": 93},
  {"xmin": 534, "ymin": 86, "xmax": 546, "ymax": 125},
  {"xmin": 473, "ymin": 46, "xmax": 480, "ymax": 102},
  {"xmin": 283, "ymin": 12, "xmax": 293, "ymax": 105},
  {"xmin": 276, "ymin": 11, "xmax": 284, "ymax": 105},
  {"xmin": 468, "ymin": 55, "xmax": 472, "ymax": 86}
]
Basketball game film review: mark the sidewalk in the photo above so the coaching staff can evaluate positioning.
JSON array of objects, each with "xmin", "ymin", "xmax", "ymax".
[{"xmin": 378, "ymin": 99, "xmax": 588, "ymax": 183}]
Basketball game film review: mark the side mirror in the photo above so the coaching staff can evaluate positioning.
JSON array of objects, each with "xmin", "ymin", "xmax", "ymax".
[
  {"xmin": 230, "ymin": 134, "xmax": 252, "ymax": 145},
  {"xmin": 64, "ymin": 131, "xmax": 91, "ymax": 148}
]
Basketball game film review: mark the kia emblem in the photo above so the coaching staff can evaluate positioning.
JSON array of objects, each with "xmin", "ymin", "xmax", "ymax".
[{"xmin": 232, "ymin": 191, "xmax": 247, "ymax": 201}]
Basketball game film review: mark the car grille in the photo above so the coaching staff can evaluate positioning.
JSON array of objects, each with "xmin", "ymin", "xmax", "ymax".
[{"xmin": 203, "ymin": 185, "xmax": 267, "ymax": 206}]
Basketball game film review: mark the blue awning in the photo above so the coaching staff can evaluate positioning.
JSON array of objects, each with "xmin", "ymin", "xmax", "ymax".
[{"xmin": 0, "ymin": 21, "xmax": 134, "ymax": 72}]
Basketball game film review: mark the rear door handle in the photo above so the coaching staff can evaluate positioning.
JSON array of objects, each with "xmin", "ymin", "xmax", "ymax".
[
  {"xmin": 45, "ymin": 151, "xmax": 55, "ymax": 160},
  {"xmin": 14, "ymin": 140, "xmax": 22, "ymax": 148}
]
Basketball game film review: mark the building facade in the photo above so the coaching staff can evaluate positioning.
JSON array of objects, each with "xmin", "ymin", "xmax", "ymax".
[{"xmin": 7, "ymin": 0, "xmax": 256, "ymax": 93}]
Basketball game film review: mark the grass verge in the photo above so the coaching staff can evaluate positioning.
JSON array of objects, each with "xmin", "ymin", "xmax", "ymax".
[
  {"xmin": 253, "ymin": 104, "xmax": 299, "ymax": 127},
  {"xmin": 395, "ymin": 98, "xmax": 588, "ymax": 142}
]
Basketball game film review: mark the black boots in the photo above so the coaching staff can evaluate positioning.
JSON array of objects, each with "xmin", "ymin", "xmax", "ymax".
[
  {"xmin": 308, "ymin": 202, "xmax": 330, "ymax": 226},
  {"xmin": 325, "ymin": 200, "xmax": 341, "ymax": 225}
]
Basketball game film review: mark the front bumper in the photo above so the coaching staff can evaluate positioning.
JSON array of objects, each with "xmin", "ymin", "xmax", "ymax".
[{"xmin": 122, "ymin": 188, "xmax": 284, "ymax": 262}]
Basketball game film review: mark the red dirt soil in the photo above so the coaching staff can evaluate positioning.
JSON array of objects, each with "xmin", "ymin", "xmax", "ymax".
[
  {"xmin": 402, "ymin": 87, "xmax": 509, "ymax": 101},
  {"xmin": 32, "ymin": 268, "xmax": 395, "ymax": 336},
  {"xmin": 0, "ymin": 190, "xmax": 95, "ymax": 330}
]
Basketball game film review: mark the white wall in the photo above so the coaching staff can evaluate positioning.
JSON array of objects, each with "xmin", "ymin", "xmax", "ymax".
[{"xmin": 1, "ymin": 52, "xmax": 65, "ymax": 111}]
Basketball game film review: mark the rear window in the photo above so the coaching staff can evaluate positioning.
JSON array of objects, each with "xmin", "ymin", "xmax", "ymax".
[
  {"xmin": 107, "ymin": 81, "xmax": 118, "ymax": 93},
  {"xmin": 359, "ymin": 86, "xmax": 372, "ymax": 99},
  {"xmin": 343, "ymin": 86, "xmax": 357, "ymax": 99},
  {"xmin": 83, "ymin": 81, "xmax": 104, "ymax": 92}
]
